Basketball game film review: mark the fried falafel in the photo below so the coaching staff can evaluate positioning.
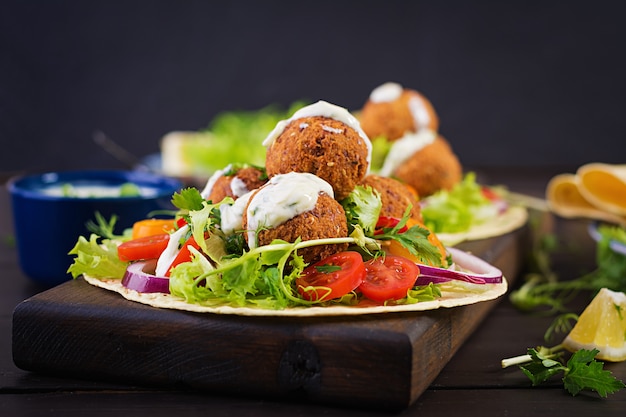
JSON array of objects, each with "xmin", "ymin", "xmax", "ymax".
[
  {"xmin": 389, "ymin": 134, "xmax": 462, "ymax": 198},
  {"xmin": 359, "ymin": 82, "xmax": 439, "ymax": 140},
  {"xmin": 242, "ymin": 172, "xmax": 349, "ymax": 265},
  {"xmin": 263, "ymin": 101, "xmax": 371, "ymax": 201},
  {"xmin": 205, "ymin": 164, "xmax": 267, "ymax": 203},
  {"xmin": 360, "ymin": 174, "xmax": 423, "ymax": 222}
]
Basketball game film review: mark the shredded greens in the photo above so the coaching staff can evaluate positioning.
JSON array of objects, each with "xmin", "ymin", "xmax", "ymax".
[
  {"xmin": 178, "ymin": 101, "xmax": 308, "ymax": 173},
  {"xmin": 421, "ymin": 172, "xmax": 499, "ymax": 233}
]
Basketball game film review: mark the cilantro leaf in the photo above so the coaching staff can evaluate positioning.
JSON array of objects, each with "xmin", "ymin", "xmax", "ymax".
[
  {"xmin": 563, "ymin": 349, "xmax": 626, "ymax": 397},
  {"xmin": 341, "ymin": 185, "xmax": 382, "ymax": 235},
  {"xmin": 171, "ymin": 187, "xmax": 205, "ymax": 211},
  {"xmin": 502, "ymin": 346, "xmax": 625, "ymax": 398}
]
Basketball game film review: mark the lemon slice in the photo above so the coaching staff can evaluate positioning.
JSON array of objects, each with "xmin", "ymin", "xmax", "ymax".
[{"xmin": 563, "ymin": 288, "xmax": 626, "ymax": 362}]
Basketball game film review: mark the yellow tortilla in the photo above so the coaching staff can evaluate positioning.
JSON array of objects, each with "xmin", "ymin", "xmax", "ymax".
[
  {"xmin": 435, "ymin": 205, "xmax": 528, "ymax": 247},
  {"xmin": 546, "ymin": 165, "xmax": 626, "ymax": 226},
  {"xmin": 83, "ymin": 275, "xmax": 507, "ymax": 317}
]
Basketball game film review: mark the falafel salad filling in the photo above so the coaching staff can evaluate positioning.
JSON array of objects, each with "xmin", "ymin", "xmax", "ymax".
[{"xmin": 67, "ymin": 99, "xmax": 514, "ymax": 316}]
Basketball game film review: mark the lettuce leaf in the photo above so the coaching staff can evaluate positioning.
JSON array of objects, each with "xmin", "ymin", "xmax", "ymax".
[
  {"xmin": 67, "ymin": 234, "xmax": 128, "ymax": 279},
  {"xmin": 421, "ymin": 172, "xmax": 497, "ymax": 233}
]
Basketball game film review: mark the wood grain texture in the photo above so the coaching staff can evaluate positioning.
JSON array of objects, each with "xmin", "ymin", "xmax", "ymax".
[{"xmin": 12, "ymin": 228, "xmax": 527, "ymax": 410}]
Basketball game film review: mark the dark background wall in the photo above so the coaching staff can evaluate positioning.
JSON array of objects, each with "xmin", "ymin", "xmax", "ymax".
[{"xmin": 2, "ymin": 1, "xmax": 625, "ymax": 174}]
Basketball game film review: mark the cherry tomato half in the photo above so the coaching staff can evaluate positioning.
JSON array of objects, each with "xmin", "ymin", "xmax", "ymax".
[
  {"xmin": 374, "ymin": 216, "xmax": 408, "ymax": 235},
  {"xmin": 165, "ymin": 236, "xmax": 201, "ymax": 277},
  {"xmin": 296, "ymin": 251, "xmax": 366, "ymax": 302},
  {"xmin": 118, "ymin": 233, "xmax": 170, "ymax": 262},
  {"xmin": 359, "ymin": 255, "xmax": 420, "ymax": 302},
  {"xmin": 131, "ymin": 219, "xmax": 177, "ymax": 240}
]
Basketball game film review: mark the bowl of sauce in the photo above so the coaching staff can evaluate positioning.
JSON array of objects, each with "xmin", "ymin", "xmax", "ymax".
[{"xmin": 8, "ymin": 170, "xmax": 182, "ymax": 287}]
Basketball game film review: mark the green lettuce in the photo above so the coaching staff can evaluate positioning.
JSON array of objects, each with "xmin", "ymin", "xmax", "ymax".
[
  {"xmin": 421, "ymin": 172, "xmax": 496, "ymax": 233},
  {"xmin": 67, "ymin": 234, "xmax": 128, "ymax": 279}
]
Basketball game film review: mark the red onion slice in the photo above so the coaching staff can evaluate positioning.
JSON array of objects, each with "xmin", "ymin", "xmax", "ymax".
[
  {"xmin": 122, "ymin": 259, "xmax": 171, "ymax": 294},
  {"xmin": 415, "ymin": 247, "xmax": 503, "ymax": 286}
]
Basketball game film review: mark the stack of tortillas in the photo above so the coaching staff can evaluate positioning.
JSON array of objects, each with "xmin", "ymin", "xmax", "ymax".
[{"xmin": 546, "ymin": 163, "xmax": 626, "ymax": 226}]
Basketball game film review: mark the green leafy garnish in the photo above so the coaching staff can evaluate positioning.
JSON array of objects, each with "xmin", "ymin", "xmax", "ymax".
[
  {"xmin": 171, "ymin": 187, "xmax": 206, "ymax": 211},
  {"xmin": 341, "ymin": 185, "xmax": 382, "ymax": 235},
  {"xmin": 421, "ymin": 172, "xmax": 496, "ymax": 233},
  {"xmin": 67, "ymin": 234, "xmax": 128, "ymax": 279},
  {"xmin": 315, "ymin": 264, "xmax": 342, "ymax": 273},
  {"xmin": 503, "ymin": 346, "xmax": 625, "ymax": 397},
  {"xmin": 177, "ymin": 101, "xmax": 308, "ymax": 173},
  {"xmin": 119, "ymin": 182, "xmax": 141, "ymax": 197},
  {"xmin": 85, "ymin": 212, "xmax": 124, "ymax": 240},
  {"xmin": 510, "ymin": 223, "xmax": 626, "ymax": 314}
]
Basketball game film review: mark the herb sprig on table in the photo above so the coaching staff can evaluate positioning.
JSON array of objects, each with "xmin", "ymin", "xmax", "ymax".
[{"xmin": 503, "ymin": 221, "xmax": 626, "ymax": 397}]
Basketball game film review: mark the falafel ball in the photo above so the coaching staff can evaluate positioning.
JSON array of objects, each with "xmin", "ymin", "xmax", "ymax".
[
  {"xmin": 242, "ymin": 172, "xmax": 349, "ymax": 265},
  {"xmin": 391, "ymin": 135, "xmax": 462, "ymax": 198},
  {"xmin": 207, "ymin": 165, "xmax": 267, "ymax": 203},
  {"xmin": 360, "ymin": 175, "xmax": 423, "ymax": 222},
  {"xmin": 264, "ymin": 101, "xmax": 371, "ymax": 201},
  {"xmin": 359, "ymin": 82, "xmax": 439, "ymax": 141}
]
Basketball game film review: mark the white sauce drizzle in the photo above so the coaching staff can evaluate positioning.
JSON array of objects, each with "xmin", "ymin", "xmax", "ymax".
[
  {"xmin": 155, "ymin": 224, "xmax": 189, "ymax": 277},
  {"xmin": 245, "ymin": 172, "xmax": 333, "ymax": 249},
  {"xmin": 261, "ymin": 100, "xmax": 372, "ymax": 166},
  {"xmin": 229, "ymin": 177, "xmax": 249, "ymax": 197},
  {"xmin": 322, "ymin": 124, "xmax": 344, "ymax": 134},
  {"xmin": 379, "ymin": 130, "xmax": 437, "ymax": 177},
  {"xmin": 369, "ymin": 82, "xmax": 403, "ymax": 103},
  {"xmin": 200, "ymin": 166, "xmax": 226, "ymax": 199},
  {"xmin": 219, "ymin": 191, "xmax": 253, "ymax": 235},
  {"xmin": 408, "ymin": 95, "xmax": 431, "ymax": 131}
]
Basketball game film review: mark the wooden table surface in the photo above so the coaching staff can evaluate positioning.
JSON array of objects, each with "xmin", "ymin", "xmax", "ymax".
[{"xmin": 1, "ymin": 167, "xmax": 625, "ymax": 416}]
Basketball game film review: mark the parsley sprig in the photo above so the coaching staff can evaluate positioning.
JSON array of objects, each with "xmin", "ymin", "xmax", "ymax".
[{"xmin": 502, "ymin": 346, "xmax": 625, "ymax": 397}]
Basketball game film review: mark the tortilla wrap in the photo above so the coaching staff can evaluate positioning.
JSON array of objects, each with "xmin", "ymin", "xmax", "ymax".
[
  {"xmin": 435, "ymin": 205, "xmax": 528, "ymax": 247},
  {"xmin": 546, "ymin": 164, "xmax": 626, "ymax": 226},
  {"xmin": 84, "ymin": 274, "xmax": 507, "ymax": 317}
]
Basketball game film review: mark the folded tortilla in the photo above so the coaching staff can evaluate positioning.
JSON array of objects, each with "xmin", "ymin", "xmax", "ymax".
[{"xmin": 546, "ymin": 164, "xmax": 626, "ymax": 226}]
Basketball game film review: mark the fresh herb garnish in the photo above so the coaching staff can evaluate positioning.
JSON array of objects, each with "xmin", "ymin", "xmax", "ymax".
[
  {"xmin": 510, "ymin": 223, "xmax": 626, "ymax": 314},
  {"xmin": 502, "ymin": 346, "xmax": 625, "ymax": 397},
  {"xmin": 171, "ymin": 187, "xmax": 206, "ymax": 211},
  {"xmin": 316, "ymin": 264, "xmax": 342, "ymax": 273}
]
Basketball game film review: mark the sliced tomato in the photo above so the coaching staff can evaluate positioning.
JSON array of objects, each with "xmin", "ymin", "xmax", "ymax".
[
  {"xmin": 374, "ymin": 216, "xmax": 408, "ymax": 235},
  {"xmin": 296, "ymin": 251, "xmax": 366, "ymax": 301},
  {"xmin": 481, "ymin": 186, "xmax": 499, "ymax": 201},
  {"xmin": 131, "ymin": 219, "xmax": 177, "ymax": 239},
  {"xmin": 360, "ymin": 255, "xmax": 420, "ymax": 302},
  {"xmin": 165, "ymin": 236, "xmax": 201, "ymax": 277},
  {"xmin": 118, "ymin": 233, "xmax": 170, "ymax": 262}
]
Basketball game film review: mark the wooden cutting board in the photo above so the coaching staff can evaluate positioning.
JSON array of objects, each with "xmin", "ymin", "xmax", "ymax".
[{"xmin": 12, "ymin": 227, "xmax": 527, "ymax": 410}]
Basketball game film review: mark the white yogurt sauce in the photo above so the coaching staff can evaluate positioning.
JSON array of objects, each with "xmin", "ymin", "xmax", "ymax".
[
  {"xmin": 40, "ymin": 184, "xmax": 157, "ymax": 198},
  {"xmin": 369, "ymin": 82, "xmax": 432, "ymax": 131},
  {"xmin": 408, "ymin": 95, "xmax": 432, "ymax": 131},
  {"xmin": 261, "ymin": 100, "xmax": 372, "ymax": 166},
  {"xmin": 245, "ymin": 172, "xmax": 333, "ymax": 249},
  {"xmin": 379, "ymin": 130, "xmax": 437, "ymax": 177},
  {"xmin": 200, "ymin": 167, "xmax": 226, "ymax": 199},
  {"xmin": 369, "ymin": 82, "xmax": 403, "ymax": 103},
  {"xmin": 155, "ymin": 224, "xmax": 190, "ymax": 277},
  {"xmin": 229, "ymin": 177, "xmax": 249, "ymax": 197},
  {"xmin": 219, "ymin": 190, "xmax": 253, "ymax": 235}
]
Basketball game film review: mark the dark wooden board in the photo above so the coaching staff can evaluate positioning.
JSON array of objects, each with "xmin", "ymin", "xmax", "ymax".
[{"xmin": 12, "ymin": 227, "xmax": 528, "ymax": 410}]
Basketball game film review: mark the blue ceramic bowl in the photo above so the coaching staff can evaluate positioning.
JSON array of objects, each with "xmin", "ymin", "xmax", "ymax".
[{"xmin": 8, "ymin": 170, "xmax": 182, "ymax": 287}]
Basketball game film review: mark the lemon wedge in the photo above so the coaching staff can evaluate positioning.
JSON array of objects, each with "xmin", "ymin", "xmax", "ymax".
[{"xmin": 563, "ymin": 288, "xmax": 626, "ymax": 362}]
